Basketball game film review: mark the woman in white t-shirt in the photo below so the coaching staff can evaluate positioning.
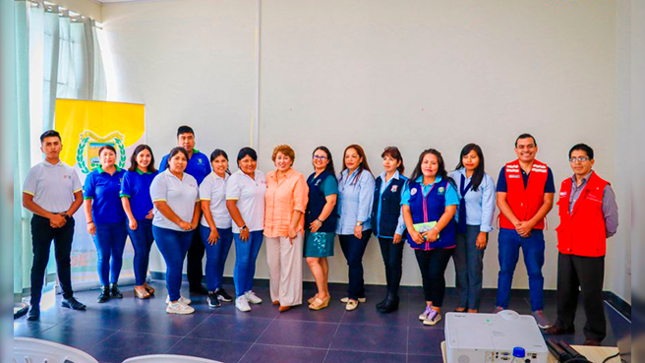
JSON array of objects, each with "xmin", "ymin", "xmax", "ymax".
[
  {"xmin": 226, "ymin": 147, "xmax": 266, "ymax": 312},
  {"xmin": 150, "ymin": 147, "xmax": 201, "ymax": 315},
  {"xmin": 199, "ymin": 149, "xmax": 234, "ymax": 308}
]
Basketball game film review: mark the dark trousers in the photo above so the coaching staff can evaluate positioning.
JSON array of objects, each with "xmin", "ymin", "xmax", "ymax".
[
  {"xmin": 497, "ymin": 228, "xmax": 545, "ymax": 311},
  {"xmin": 453, "ymin": 225, "xmax": 485, "ymax": 310},
  {"xmin": 378, "ymin": 237, "xmax": 403, "ymax": 297},
  {"xmin": 92, "ymin": 223, "xmax": 128, "ymax": 286},
  {"xmin": 556, "ymin": 253, "xmax": 606, "ymax": 341},
  {"xmin": 414, "ymin": 248, "xmax": 453, "ymax": 307},
  {"xmin": 153, "ymin": 226, "xmax": 194, "ymax": 302},
  {"xmin": 339, "ymin": 231, "xmax": 372, "ymax": 300},
  {"xmin": 30, "ymin": 215, "xmax": 75, "ymax": 305},
  {"xmin": 126, "ymin": 220, "xmax": 154, "ymax": 286},
  {"xmin": 186, "ymin": 224, "xmax": 206, "ymax": 289}
]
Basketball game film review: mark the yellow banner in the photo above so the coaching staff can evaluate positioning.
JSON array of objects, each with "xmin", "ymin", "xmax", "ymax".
[{"xmin": 55, "ymin": 99, "xmax": 145, "ymax": 175}]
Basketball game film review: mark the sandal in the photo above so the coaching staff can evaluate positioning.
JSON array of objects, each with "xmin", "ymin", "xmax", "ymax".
[
  {"xmin": 134, "ymin": 287, "xmax": 151, "ymax": 299},
  {"xmin": 307, "ymin": 294, "xmax": 318, "ymax": 304},
  {"xmin": 144, "ymin": 283, "xmax": 155, "ymax": 295},
  {"xmin": 309, "ymin": 296, "xmax": 330, "ymax": 311}
]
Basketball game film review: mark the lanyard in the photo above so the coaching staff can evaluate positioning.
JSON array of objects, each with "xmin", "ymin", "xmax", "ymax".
[
  {"xmin": 421, "ymin": 183, "xmax": 436, "ymax": 223},
  {"xmin": 460, "ymin": 174, "xmax": 472, "ymax": 198}
]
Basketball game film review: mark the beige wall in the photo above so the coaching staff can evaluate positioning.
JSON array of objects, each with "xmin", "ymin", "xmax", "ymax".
[{"xmin": 101, "ymin": 0, "xmax": 627, "ymax": 297}]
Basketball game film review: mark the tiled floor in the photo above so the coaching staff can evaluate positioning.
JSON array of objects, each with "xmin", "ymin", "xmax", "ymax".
[{"xmin": 14, "ymin": 281, "xmax": 624, "ymax": 363}]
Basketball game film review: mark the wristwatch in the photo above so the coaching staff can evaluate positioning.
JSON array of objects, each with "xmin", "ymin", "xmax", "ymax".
[
  {"xmin": 241, "ymin": 225, "xmax": 248, "ymax": 231},
  {"xmin": 356, "ymin": 221, "xmax": 363, "ymax": 227}
]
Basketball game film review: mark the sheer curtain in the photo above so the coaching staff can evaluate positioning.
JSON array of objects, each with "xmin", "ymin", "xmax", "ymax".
[{"xmin": 14, "ymin": 0, "xmax": 106, "ymax": 301}]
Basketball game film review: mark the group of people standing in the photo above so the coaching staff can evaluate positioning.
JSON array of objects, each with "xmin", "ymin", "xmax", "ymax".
[{"xmin": 22, "ymin": 127, "xmax": 618, "ymax": 346}]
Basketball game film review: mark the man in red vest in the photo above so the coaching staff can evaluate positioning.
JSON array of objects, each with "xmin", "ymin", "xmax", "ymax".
[
  {"xmin": 495, "ymin": 133, "xmax": 555, "ymax": 329},
  {"xmin": 546, "ymin": 143, "xmax": 618, "ymax": 346}
]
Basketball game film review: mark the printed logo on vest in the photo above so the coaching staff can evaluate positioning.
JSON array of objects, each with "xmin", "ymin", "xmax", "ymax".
[
  {"xmin": 509, "ymin": 175, "xmax": 521, "ymax": 179},
  {"xmin": 438, "ymin": 187, "xmax": 445, "ymax": 194},
  {"xmin": 391, "ymin": 185, "xmax": 398, "ymax": 192},
  {"xmin": 410, "ymin": 188, "xmax": 417, "ymax": 196}
]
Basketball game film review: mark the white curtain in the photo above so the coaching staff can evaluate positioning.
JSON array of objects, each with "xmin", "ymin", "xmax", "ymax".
[
  {"xmin": 15, "ymin": 0, "xmax": 107, "ymax": 300},
  {"xmin": 27, "ymin": 0, "xmax": 106, "ymax": 164}
]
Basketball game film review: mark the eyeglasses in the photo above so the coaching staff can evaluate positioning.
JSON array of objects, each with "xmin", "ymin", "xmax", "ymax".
[
  {"xmin": 569, "ymin": 157, "xmax": 591, "ymax": 163},
  {"xmin": 313, "ymin": 155, "xmax": 327, "ymax": 160}
]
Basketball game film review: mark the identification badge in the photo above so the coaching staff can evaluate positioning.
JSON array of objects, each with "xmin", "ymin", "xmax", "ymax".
[{"xmin": 509, "ymin": 175, "xmax": 521, "ymax": 179}]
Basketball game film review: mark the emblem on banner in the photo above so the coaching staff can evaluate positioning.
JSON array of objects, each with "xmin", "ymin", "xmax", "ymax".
[{"xmin": 76, "ymin": 131, "xmax": 127, "ymax": 174}]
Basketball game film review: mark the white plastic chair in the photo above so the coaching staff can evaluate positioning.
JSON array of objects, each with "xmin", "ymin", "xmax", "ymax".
[
  {"xmin": 123, "ymin": 355, "xmax": 222, "ymax": 363},
  {"xmin": 14, "ymin": 337, "xmax": 99, "ymax": 363}
]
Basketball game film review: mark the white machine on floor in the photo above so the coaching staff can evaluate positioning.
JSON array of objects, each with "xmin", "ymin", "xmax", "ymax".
[{"xmin": 445, "ymin": 310, "xmax": 548, "ymax": 363}]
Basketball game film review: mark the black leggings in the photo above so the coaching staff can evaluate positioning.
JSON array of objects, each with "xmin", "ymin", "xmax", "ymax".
[{"xmin": 414, "ymin": 248, "xmax": 454, "ymax": 307}]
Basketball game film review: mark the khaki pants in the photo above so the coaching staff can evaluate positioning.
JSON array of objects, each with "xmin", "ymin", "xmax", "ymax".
[{"xmin": 265, "ymin": 233, "xmax": 303, "ymax": 307}]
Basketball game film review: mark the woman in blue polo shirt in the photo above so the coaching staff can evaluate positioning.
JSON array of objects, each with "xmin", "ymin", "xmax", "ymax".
[
  {"xmin": 372, "ymin": 147, "xmax": 407, "ymax": 314},
  {"xmin": 448, "ymin": 143, "xmax": 496, "ymax": 314},
  {"xmin": 402, "ymin": 149, "xmax": 458, "ymax": 326},
  {"xmin": 150, "ymin": 147, "xmax": 201, "ymax": 315},
  {"xmin": 83, "ymin": 145, "xmax": 128, "ymax": 303},
  {"xmin": 199, "ymin": 149, "xmax": 234, "ymax": 308},
  {"xmin": 120, "ymin": 144, "xmax": 159, "ymax": 299},
  {"xmin": 337, "ymin": 144, "xmax": 375, "ymax": 312}
]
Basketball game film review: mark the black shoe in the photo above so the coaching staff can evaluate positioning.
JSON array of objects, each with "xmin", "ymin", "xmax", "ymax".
[
  {"xmin": 61, "ymin": 297, "xmax": 86, "ymax": 310},
  {"xmin": 215, "ymin": 288, "xmax": 233, "ymax": 302},
  {"xmin": 110, "ymin": 283, "xmax": 123, "ymax": 299},
  {"xmin": 27, "ymin": 306, "xmax": 40, "ymax": 321},
  {"xmin": 545, "ymin": 325, "xmax": 575, "ymax": 335},
  {"xmin": 377, "ymin": 295, "xmax": 399, "ymax": 314},
  {"xmin": 190, "ymin": 284, "xmax": 209, "ymax": 295},
  {"xmin": 97, "ymin": 286, "xmax": 110, "ymax": 303},
  {"xmin": 376, "ymin": 296, "xmax": 388, "ymax": 310},
  {"xmin": 207, "ymin": 291, "xmax": 222, "ymax": 308}
]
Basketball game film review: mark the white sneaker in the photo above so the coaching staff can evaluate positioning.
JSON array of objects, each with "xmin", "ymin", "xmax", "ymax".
[
  {"xmin": 419, "ymin": 305, "xmax": 434, "ymax": 321},
  {"xmin": 165, "ymin": 295, "xmax": 192, "ymax": 305},
  {"xmin": 340, "ymin": 297, "xmax": 366, "ymax": 303},
  {"xmin": 244, "ymin": 291, "xmax": 263, "ymax": 304},
  {"xmin": 423, "ymin": 309, "xmax": 442, "ymax": 326},
  {"xmin": 236, "ymin": 296, "xmax": 251, "ymax": 312},
  {"xmin": 166, "ymin": 302, "xmax": 195, "ymax": 315}
]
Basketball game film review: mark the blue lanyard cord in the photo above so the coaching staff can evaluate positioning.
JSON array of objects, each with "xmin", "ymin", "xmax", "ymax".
[{"xmin": 458, "ymin": 174, "xmax": 472, "ymax": 233}]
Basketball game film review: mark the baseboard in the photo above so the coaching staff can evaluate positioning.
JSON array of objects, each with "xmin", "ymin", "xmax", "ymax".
[
  {"xmin": 603, "ymin": 291, "xmax": 631, "ymax": 321},
  {"xmin": 148, "ymin": 272, "xmax": 558, "ymax": 298}
]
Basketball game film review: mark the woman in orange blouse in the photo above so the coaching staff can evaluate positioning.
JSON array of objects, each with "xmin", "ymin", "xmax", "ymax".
[{"xmin": 264, "ymin": 144, "xmax": 309, "ymax": 312}]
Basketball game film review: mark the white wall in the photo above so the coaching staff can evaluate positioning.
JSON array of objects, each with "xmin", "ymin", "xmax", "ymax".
[{"xmin": 102, "ymin": 0, "xmax": 621, "ymax": 292}]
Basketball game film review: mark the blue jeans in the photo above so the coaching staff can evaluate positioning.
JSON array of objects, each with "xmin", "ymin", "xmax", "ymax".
[
  {"xmin": 496, "ymin": 228, "xmax": 545, "ymax": 311},
  {"xmin": 454, "ymin": 225, "xmax": 485, "ymax": 310},
  {"xmin": 200, "ymin": 226, "xmax": 234, "ymax": 292},
  {"xmin": 233, "ymin": 230, "xmax": 263, "ymax": 297},
  {"xmin": 338, "ymin": 231, "xmax": 372, "ymax": 300},
  {"xmin": 92, "ymin": 223, "xmax": 128, "ymax": 286},
  {"xmin": 126, "ymin": 220, "xmax": 154, "ymax": 286},
  {"xmin": 152, "ymin": 225, "xmax": 194, "ymax": 302}
]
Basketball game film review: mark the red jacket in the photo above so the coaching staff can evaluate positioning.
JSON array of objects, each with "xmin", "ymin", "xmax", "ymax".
[
  {"xmin": 499, "ymin": 159, "xmax": 549, "ymax": 230},
  {"xmin": 556, "ymin": 172, "xmax": 609, "ymax": 257}
]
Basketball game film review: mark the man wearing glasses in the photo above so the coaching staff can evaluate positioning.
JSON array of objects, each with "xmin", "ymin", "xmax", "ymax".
[{"xmin": 546, "ymin": 143, "xmax": 619, "ymax": 346}]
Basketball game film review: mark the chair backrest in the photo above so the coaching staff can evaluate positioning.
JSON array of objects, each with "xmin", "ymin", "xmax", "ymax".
[
  {"xmin": 14, "ymin": 337, "xmax": 99, "ymax": 363},
  {"xmin": 123, "ymin": 355, "xmax": 222, "ymax": 363}
]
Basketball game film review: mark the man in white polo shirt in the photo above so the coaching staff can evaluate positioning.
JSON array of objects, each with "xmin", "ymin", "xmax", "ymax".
[{"xmin": 22, "ymin": 130, "xmax": 86, "ymax": 321}]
